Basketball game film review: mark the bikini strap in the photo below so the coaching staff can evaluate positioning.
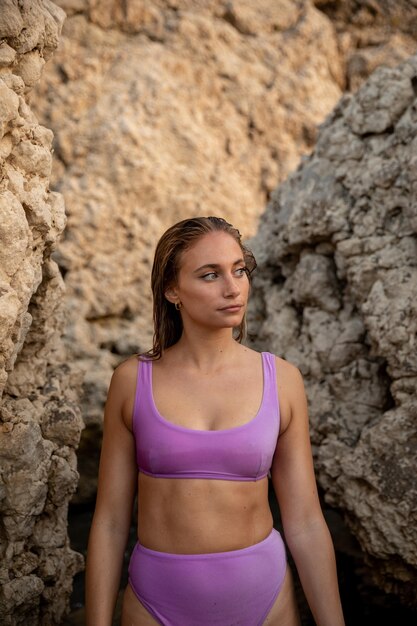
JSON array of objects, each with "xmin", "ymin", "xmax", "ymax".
[
  {"xmin": 132, "ymin": 357, "xmax": 151, "ymax": 437},
  {"xmin": 261, "ymin": 352, "xmax": 280, "ymax": 427}
]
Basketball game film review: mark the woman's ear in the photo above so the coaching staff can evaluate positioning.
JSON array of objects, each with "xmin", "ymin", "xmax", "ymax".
[{"xmin": 164, "ymin": 286, "xmax": 178, "ymax": 304}]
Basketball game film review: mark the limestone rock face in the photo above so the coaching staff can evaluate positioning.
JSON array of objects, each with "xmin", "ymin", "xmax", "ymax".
[
  {"xmin": 313, "ymin": 0, "xmax": 417, "ymax": 91},
  {"xmin": 0, "ymin": 2, "xmax": 84, "ymax": 624},
  {"xmin": 31, "ymin": 0, "xmax": 347, "ymax": 501},
  {"xmin": 249, "ymin": 55, "xmax": 417, "ymax": 604}
]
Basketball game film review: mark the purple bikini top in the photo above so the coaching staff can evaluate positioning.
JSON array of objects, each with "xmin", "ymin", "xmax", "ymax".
[{"xmin": 132, "ymin": 352, "xmax": 280, "ymax": 481}]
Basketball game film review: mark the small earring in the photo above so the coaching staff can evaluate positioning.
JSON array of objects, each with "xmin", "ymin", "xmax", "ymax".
[{"xmin": 175, "ymin": 301, "xmax": 182, "ymax": 311}]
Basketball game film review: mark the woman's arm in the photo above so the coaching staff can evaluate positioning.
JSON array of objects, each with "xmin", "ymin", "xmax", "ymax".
[
  {"xmin": 271, "ymin": 361, "xmax": 345, "ymax": 626},
  {"xmin": 85, "ymin": 358, "xmax": 138, "ymax": 626}
]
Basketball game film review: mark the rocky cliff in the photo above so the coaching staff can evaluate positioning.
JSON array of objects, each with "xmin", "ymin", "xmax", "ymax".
[
  {"xmin": 0, "ymin": 2, "xmax": 84, "ymax": 624},
  {"xmin": 249, "ymin": 54, "xmax": 417, "ymax": 604}
]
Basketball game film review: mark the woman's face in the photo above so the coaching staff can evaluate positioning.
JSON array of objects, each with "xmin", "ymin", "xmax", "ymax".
[{"xmin": 166, "ymin": 231, "xmax": 250, "ymax": 333}]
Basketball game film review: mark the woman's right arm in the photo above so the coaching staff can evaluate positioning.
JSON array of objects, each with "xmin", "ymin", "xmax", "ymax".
[{"xmin": 85, "ymin": 359, "xmax": 138, "ymax": 626}]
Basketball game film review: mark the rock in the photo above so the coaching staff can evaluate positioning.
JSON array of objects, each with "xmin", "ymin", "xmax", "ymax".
[
  {"xmin": 0, "ymin": 2, "xmax": 84, "ymax": 625},
  {"xmin": 0, "ymin": 1, "xmax": 24, "ymax": 39},
  {"xmin": 248, "ymin": 54, "xmax": 417, "ymax": 605},
  {"xmin": 313, "ymin": 0, "xmax": 417, "ymax": 91},
  {"xmin": 14, "ymin": 50, "xmax": 46, "ymax": 90}
]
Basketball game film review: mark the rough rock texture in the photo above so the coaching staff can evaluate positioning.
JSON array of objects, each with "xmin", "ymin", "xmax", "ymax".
[
  {"xmin": 31, "ymin": 0, "xmax": 347, "ymax": 501},
  {"xmin": 0, "ymin": 2, "xmax": 84, "ymax": 624},
  {"xmin": 248, "ymin": 55, "xmax": 417, "ymax": 605},
  {"xmin": 314, "ymin": 0, "xmax": 417, "ymax": 91}
]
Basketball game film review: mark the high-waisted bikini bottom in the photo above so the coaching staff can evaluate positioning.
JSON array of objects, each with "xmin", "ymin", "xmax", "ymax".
[{"xmin": 128, "ymin": 528, "xmax": 287, "ymax": 626}]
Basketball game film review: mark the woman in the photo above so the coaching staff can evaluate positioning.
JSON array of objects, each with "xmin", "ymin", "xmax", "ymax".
[{"xmin": 86, "ymin": 216, "xmax": 345, "ymax": 625}]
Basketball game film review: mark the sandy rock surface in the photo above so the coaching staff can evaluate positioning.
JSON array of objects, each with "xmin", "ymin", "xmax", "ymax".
[
  {"xmin": 0, "ymin": 2, "xmax": 84, "ymax": 624},
  {"xmin": 314, "ymin": 0, "xmax": 417, "ymax": 91},
  {"xmin": 248, "ymin": 54, "xmax": 417, "ymax": 604}
]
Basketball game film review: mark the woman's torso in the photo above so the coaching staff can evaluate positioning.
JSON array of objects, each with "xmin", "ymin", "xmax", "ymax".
[{"xmin": 122, "ymin": 347, "xmax": 287, "ymax": 554}]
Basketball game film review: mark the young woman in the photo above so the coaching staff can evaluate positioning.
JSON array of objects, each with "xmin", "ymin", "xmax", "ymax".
[{"xmin": 86, "ymin": 216, "xmax": 345, "ymax": 626}]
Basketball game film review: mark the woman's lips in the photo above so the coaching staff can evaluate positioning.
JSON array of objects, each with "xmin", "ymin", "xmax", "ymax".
[{"xmin": 218, "ymin": 305, "xmax": 243, "ymax": 312}]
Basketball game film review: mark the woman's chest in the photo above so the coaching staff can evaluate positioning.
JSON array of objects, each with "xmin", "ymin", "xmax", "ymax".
[{"xmin": 153, "ymin": 368, "xmax": 264, "ymax": 431}]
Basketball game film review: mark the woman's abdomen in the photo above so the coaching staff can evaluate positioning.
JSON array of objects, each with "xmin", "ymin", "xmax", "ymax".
[{"xmin": 137, "ymin": 472, "xmax": 274, "ymax": 554}]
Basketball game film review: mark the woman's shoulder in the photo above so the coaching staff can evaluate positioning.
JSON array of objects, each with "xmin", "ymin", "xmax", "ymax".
[
  {"xmin": 257, "ymin": 349, "xmax": 301, "ymax": 377},
  {"xmin": 106, "ymin": 356, "xmax": 142, "ymax": 425},
  {"xmin": 266, "ymin": 352, "xmax": 305, "ymax": 398},
  {"xmin": 110, "ymin": 355, "xmax": 140, "ymax": 391},
  {"xmin": 273, "ymin": 353, "xmax": 302, "ymax": 376},
  {"xmin": 265, "ymin": 354, "xmax": 307, "ymax": 432},
  {"xmin": 241, "ymin": 347, "xmax": 304, "ymax": 393}
]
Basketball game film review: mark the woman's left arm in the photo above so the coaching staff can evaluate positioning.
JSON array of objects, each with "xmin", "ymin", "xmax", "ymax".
[{"xmin": 271, "ymin": 361, "xmax": 345, "ymax": 626}]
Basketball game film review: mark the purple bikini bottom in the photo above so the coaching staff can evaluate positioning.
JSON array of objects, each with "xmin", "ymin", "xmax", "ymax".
[{"xmin": 128, "ymin": 528, "xmax": 287, "ymax": 626}]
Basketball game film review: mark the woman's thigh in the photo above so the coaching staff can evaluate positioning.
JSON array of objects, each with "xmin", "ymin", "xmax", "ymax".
[
  {"xmin": 263, "ymin": 566, "xmax": 301, "ymax": 626},
  {"xmin": 121, "ymin": 584, "xmax": 160, "ymax": 626}
]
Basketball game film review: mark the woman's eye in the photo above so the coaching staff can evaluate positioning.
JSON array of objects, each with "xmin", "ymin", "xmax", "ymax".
[
  {"xmin": 235, "ymin": 267, "xmax": 247, "ymax": 277},
  {"xmin": 201, "ymin": 272, "xmax": 218, "ymax": 281}
]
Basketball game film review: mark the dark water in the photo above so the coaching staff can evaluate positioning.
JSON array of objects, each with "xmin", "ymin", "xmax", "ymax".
[{"xmin": 65, "ymin": 486, "xmax": 417, "ymax": 625}]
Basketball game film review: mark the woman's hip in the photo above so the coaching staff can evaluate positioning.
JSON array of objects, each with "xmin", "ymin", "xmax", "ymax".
[{"xmin": 127, "ymin": 528, "xmax": 287, "ymax": 626}]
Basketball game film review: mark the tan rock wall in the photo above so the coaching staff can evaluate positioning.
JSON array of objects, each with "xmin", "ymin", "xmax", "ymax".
[
  {"xmin": 313, "ymin": 0, "xmax": 417, "ymax": 90},
  {"xmin": 248, "ymin": 54, "xmax": 417, "ymax": 605},
  {"xmin": 0, "ymin": 2, "xmax": 84, "ymax": 624}
]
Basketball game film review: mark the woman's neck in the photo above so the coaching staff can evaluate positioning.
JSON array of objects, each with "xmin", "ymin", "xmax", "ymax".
[{"xmin": 164, "ymin": 330, "xmax": 244, "ymax": 372}]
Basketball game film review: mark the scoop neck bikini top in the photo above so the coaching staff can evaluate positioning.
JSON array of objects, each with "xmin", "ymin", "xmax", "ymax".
[{"xmin": 132, "ymin": 351, "xmax": 280, "ymax": 481}]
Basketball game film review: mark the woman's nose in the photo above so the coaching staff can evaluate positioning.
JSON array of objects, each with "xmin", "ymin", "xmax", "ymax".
[{"xmin": 223, "ymin": 275, "xmax": 240, "ymax": 297}]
